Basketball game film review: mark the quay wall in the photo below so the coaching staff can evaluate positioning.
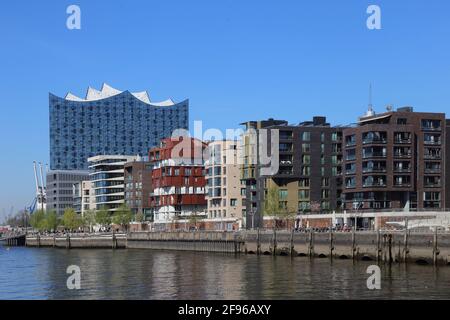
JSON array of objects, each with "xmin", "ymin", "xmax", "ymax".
[{"xmin": 24, "ymin": 231, "xmax": 450, "ymax": 265}]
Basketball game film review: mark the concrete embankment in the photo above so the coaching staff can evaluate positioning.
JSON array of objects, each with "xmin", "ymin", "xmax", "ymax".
[{"xmin": 25, "ymin": 230, "xmax": 450, "ymax": 266}]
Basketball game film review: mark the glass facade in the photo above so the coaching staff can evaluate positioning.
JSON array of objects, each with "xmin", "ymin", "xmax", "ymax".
[{"xmin": 49, "ymin": 89, "xmax": 189, "ymax": 170}]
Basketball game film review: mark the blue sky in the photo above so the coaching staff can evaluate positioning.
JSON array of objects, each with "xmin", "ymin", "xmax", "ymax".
[{"xmin": 0, "ymin": 0, "xmax": 449, "ymax": 220}]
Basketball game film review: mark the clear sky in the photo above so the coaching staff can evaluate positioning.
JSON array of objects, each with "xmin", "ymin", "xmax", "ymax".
[{"xmin": 0, "ymin": 0, "xmax": 449, "ymax": 220}]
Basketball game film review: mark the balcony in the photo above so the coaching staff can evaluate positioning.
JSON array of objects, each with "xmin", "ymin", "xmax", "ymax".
[
  {"xmin": 424, "ymin": 183, "xmax": 442, "ymax": 188},
  {"xmin": 425, "ymin": 168, "xmax": 441, "ymax": 174},
  {"xmin": 363, "ymin": 138, "xmax": 387, "ymax": 145},
  {"xmin": 363, "ymin": 152, "xmax": 386, "ymax": 159},
  {"xmin": 363, "ymin": 167, "xmax": 387, "ymax": 174},
  {"xmin": 394, "ymin": 138, "xmax": 412, "ymax": 144},
  {"xmin": 424, "ymin": 154, "xmax": 441, "ymax": 160},
  {"xmin": 424, "ymin": 140, "xmax": 441, "ymax": 146},
  {"xmin": 394, "ymin": 183, "xmax": 411, "ymax": 187},
  {"xmin": 394, "ymin": 168, "xmax": 411, "ymax": 173},
  {"xmin": 363, "ymin": 181, "xmax": 387, "ymax": 188},
  {"xmin": 394, "ymin": 152, "xmax": 412, "ymax": 159}
]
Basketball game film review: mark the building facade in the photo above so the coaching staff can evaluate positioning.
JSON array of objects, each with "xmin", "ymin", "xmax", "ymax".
[
  {"xmin": 149, "ymin": 137, "xmax": 207, "ymax": 228},
  {"xmin": 342, "ymin": 107, "xmax": 450, "ymax": 211},
  {"xmin": 205, "ymin": 140, "xmax": 246, "ymax": 230},
  {"xmin": 46, "ymin": 170, "xmax": 90, "ymax": 215},
  {"xmin": 124, "ymin": 160, "xmax": 153, "ymax": 221},
  {"xmin": 88, "ymin": 155, "xmax": 137, "ymax": 213},
  {"xmin": 73, "ymin": 180, "xmax": 95, "ymax": 216},
  {"xmin": 240, "ymin": 117, "xmax": 345, "ymax": 228},
  {"xmin": 49, "ymin": 83, "xmax": 189, "ymax": 170}
]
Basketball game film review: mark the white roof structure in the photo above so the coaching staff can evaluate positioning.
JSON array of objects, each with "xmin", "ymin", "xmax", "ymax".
[{"xmin": 64, "ymin": 83, "xmax": 175, "ymax": 106}]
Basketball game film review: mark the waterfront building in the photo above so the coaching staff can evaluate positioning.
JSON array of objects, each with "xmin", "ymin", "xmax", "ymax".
[
  {"xmin": 149, "ymin": 137, "xmax": 207, "ymax": 229},
  {"xmin": 240, "ymin": 117, "xmax": 345, "ymax": 229},
  {"xmin": 342, "ymin": 106, "xmax": 450, "ymax": 211},
  {"xmin": 205, "ymin": 140, "xmax": 246, "ymax": 230},
  {"xmin": 124, "ymin": 160, "xmax": 153, "ymax": 221},
  {"xmin": 73, "ymin": 180, "xmax": 95, "ymax": 216},
  {"xmin": 49, "ymin": 83, "xmax": 189, "ymax": 170},
  {"xmin": 46, "ymin": 170, "xmax": 90, "ymax": 215},
  {"xmin": 88, "ymin": 155, "xmax": 137, "ymax": 213}
]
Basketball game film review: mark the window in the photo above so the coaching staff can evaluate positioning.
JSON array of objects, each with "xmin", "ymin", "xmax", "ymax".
[
  {"xmin": 230, "ymin": 199, "xmax": 237, "ymax": 207},
  {"xmin": 321, "ymin": 189, "xmax": 330, "ymax": 199},
  {"xmin": 302, "ymin": 144, "xmax": 310, "ymax": 153},
  {"xmin": 302, "ymin": 166, "xmax": 310, "ymax": 176},
  {"xmin": 322, "ymin": 178, "xmax": 329, "ymax": 187},
  {"xmin": 299, "ymin": 190, "xmax": 310, "ymax": 200},
  {"xmin": 299, "ymin": 178, "xmax": 310, "ymax": 188},
  {"xmin": 279, "ymin": 190, "xmax": 288, "ymax": 200},
  {"xmin": 302, "ymin": 132, "xmax": 311, "ymax": 141},
  {"xmin": 302, "ymin": 155, "xmax": 310, "ymax": 165},
  {"xmin": 397, "ymin": 118, "xmax": 407, "ymax": 125}
]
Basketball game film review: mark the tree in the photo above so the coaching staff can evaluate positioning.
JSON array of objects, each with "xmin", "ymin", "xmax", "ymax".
[
  {"xmin": 112, "ymin": 204, "xmax": 132, "ymax": 231},
  {"xmin": 44, "ymin": 210, "xmax": 59, "ymax": 231},
  {"xmin": 135, "ymin": 212, "xmax": 144, "ymax": 223},
  {"xmin": 263, "ymin": 186, "xmax": 289, "ymax": 230},
  {"xmin": 83, "ymin": 209, "xmax": 97, "ymax": 233},
  {"xmin": 30, "ymin": 209, "xmax": 46, "ymax": 231},
  {"xmin": 95, "ymin": 207, "xmax": 111, "ymax": 227},
  {"xmin": 62, "ymin": 208, "xmax": 82, "ymax": 231}
]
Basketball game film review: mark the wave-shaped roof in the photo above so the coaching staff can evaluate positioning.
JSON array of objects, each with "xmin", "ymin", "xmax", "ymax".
[{"xmin": 63, "ymin": 83, "xmax": 175, "ymax": 106}]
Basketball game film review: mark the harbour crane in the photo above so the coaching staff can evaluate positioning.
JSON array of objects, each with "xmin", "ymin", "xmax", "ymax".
[{"xmin": 29, "ymin": 161, "xmax": 47, "ymax": 214}]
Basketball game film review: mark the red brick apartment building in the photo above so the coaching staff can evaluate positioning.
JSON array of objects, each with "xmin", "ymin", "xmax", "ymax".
[{"xmin": 149, "ymin": 137, "xmax": 208, "ymax": 229}]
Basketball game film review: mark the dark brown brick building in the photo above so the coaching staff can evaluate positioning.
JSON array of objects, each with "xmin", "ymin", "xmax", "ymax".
[
  {"xmin": 124, "ymin": 161, "xmax": 153, "ymax": 221},
  {"xmin": 342, "ymin": 106, "xmax": 450, "ymax": 211},
  {"xmin": 241, "ymin": 117, "xmax": 345, "ymax": 228}
]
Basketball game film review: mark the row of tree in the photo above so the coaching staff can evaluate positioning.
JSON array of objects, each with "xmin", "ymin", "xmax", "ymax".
[{"xmin": 29, "ymin": 204, "xmax": 144, "ymax": 232}]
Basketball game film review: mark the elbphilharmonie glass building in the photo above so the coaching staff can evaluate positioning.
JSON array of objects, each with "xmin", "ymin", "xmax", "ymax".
[{"xmin": 49, "ymin": 83, "xmax": 189, "ymax": 170}]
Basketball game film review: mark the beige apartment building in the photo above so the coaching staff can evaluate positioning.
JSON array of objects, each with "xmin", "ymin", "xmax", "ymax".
[{"xmin": 205, "ymin": 140, "xmax": 246, "ymax": 230}]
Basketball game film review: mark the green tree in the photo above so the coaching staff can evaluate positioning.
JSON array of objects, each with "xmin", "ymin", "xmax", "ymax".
[
  {"xmin": 95, "ymin": 207, "xmax": 111, "ymax": 227},
  {"xmin": 112, "ymin": 204, "xmax": 133, "ymax": 231},
  {"xmin": 62, "ymin": 208, "xmax": 82, "ymax": 231},
  {"xmin": 83, "ymin": 209, "xmax": 97, "ymax": 233},
  {"xmin": 263, "ymin": 186, "xmax": 289, "ymax": 230},
  {"xmin": 30, "ymin": 209, "xmax": 46, "ymax": 231},
  {"xmin": 135, "ymin": 211, "xmax": 144, "ymax": 223},
  {"xmin": 44, "ymin": 210, "xmax": 59, "ymax": 231}
]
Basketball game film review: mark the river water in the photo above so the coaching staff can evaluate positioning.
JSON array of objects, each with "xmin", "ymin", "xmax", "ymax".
[{"xmin": 0, "ymin": 244, "xmax": 449, "ymax": 300}]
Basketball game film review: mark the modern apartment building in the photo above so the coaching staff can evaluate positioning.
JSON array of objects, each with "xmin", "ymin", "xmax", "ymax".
[
  {"xmin": 205, "ymin": 140, "xmax": 246, "ymax": 230},
  {"xmin": 49, "ymin": 83, "xmax": 189, "ymax": 170},
  {"xmin": 88, "ymin": 155, "xmax": 137, "ymax": 213},
  {"xmin": 342, "ymin": 106, "xmax": 450, "ymax": 211},
  {"xmin": 149, "ymin": 137, "xmax": 207, "ymax": 228},
  {"xmin": 73, "ymin": 180, "xmax": 95, "ymax": 216},
  {"xmin": 46, "ymin": 170, "xmax": 90, "ymax": 215},
  {"xmin": 240, "ymin": 117, "xmax": 345, "ymax": 228},
  {"xmin": 124, "ymin": 160, "xmax": 153, "ymax": 221}
]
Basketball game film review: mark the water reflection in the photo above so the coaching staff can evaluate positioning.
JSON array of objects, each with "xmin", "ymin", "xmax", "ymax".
[{"xmin": 0, "ymin": 245, "xmax": 449, "ymax": 300}]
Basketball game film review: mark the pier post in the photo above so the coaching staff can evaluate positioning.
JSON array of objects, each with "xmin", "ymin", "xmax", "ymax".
[
  {"xmin": 433, "ymin": 228, "xmax": 439, "ymax": 266},
  {"xmin": 329, "ymin": 227, "xmax": 334, "ymax": 259},
  {"xmin": 403, "ymin": 225, "xmax": 409, "ymax": 263},
  {"xmin": 256, "ymin": 228, "xmax": 261, "ymax": 255},
  {"xmin": 66, "ymin": 233, "xmax": 71, "ymax": 249},
  {"xmin": 351, "ymin": 228, "xmax": 356, "ymax": 261},
  {"xmin": 290, "ymin": 228, "xmax": 295, "ymax": 257},
  {"xmin": 388, "ymin": 234, "xmax": 393, "ymax": 264},
  {"xmin": 112, "ymin": 230, "xmax": 116, "ymax": 249},
  {"xmin": 376, "ymin": 229, "xmax": 381, "ymax": 263},
  {"xmin": 272, "ymin": 228, "xmax": 277, "ymax": 256},
  {"xmin": 53, "ymin": 234, "xmax": 56, "ymax": 248},
  {"xmin": 37, "ymin": 234, "xmax": 41, "ymax": 248},
  {"xmin": 308, "ymin": 229, "xmax": 315, "ymax": 258}
]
